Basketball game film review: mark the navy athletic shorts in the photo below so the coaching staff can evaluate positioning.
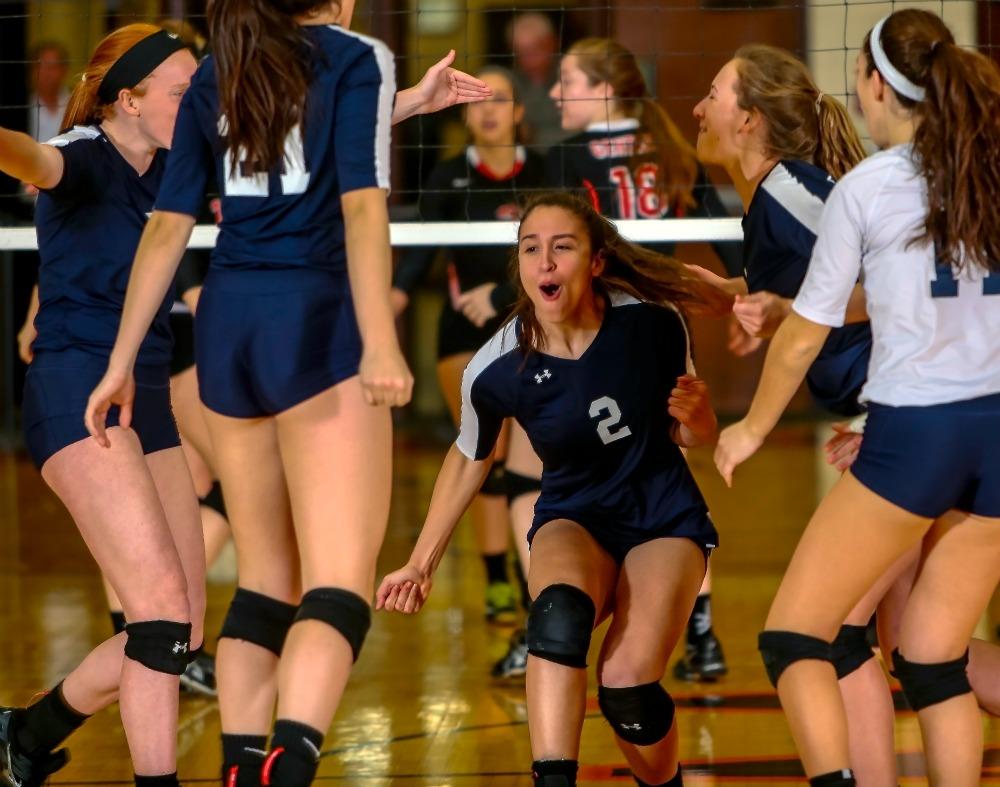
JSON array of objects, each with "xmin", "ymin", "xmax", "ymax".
[
  {"xmin": 23, "ymin": 349, "xmax": 180, "ymax": 469},
  {"xmin": 851, "ymin": 392, "xmax": 1000, "ymax": 518},
  {"xmin": 196, "ymin": 267, "xmax": 362, "ymax": 418},
  {"xmin": 806, "ymin": 332, "xmax": 872, "ymax": 417}
]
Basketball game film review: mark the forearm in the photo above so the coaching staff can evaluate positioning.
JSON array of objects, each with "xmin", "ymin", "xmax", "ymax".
[
  {"xmin": 0, "ymin": 128, "xmax": 61, "ymax": 188},
  {"xmin": 843, "ymin": 283, "xmax": 869, "ymax": 324},
  {"xmin": 391, "ymin": 87, "xmax": 423, "ymax": 125},
  {"xmin": 409, "ymin": 444, "xmax": 493, "ymax": 577},
  {"xmin": 343, "ymin": 190, "xmax": 398, "ymax": 349},
  {"xmin": 24, "ymin": 284, "xmax": 39, "ymax": 327},
  {"xmin": 744, "ymin": 312, "xmax": 828, "ymax": 437},
  {"xmin": 727, "ymin": 277, "xmax": 750, "ymax": 296},
  {"xmin": 109, "ymin": 211, "xmax": 195, "ymax": 371},
  {"xmin": 674, "ymin": 421, "xmax": 717, "ymax": 448}
]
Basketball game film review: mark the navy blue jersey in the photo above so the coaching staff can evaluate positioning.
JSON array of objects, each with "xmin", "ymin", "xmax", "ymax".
[
  {"xmin": 33, "ymin": 126, "xmax": 174, "ymax": 364},
  {"xmin": 156, "ymin": 24, "xmax": 394, "ymax": 272},
  {"xmin": 742, "ymin": 159, "xmax": 872, "ymax": 414},
  {"xmin": 457, "ymin": 294, "xmax": 710, "ymax": 533}
]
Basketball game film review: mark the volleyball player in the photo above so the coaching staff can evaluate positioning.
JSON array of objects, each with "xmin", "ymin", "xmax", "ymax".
[
  {"xmin": 393, "ymin": 66, "xmax": 545, "ymax": 626},
  {"xmin": 86, "ymin": 3, "xmax": 413, "ymax": 786},
  {"xmin": 379, "ymin": 192, "xmax": 731, "ymax": 787},
  {"xmin": 0, "ymin": 24, "xmax": 204, "ymax": 787},
  {"xmin": 716, "ymin": 10, "xmax": 1000, "ymax": 784}
]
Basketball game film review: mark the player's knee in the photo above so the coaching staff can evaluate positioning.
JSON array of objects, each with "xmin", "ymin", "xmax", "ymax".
[
  {"xmin": 479, "ymin": 464, "xmax": 506, "ymax": 497},
  {"xmin": 526, "ymin": 583, "xmax": 595, "ymax": 668},
  {"xmin": 758, "ymin": 630, "xmax": 834, "ymax": 688},
  {"xmin": 892, "ymin": 648, "xmax": 971, "ymax": 710},
  {"xmin": 124, "ymin": 619, "xmax": 193, "ymax": 674},
  {"xmin": 220, "ymin": 586, "xmax": 298, "ymax": 656},
  {"xmin": 598, "ymin": 681, "xmax": 675, "ymax": 746},
  {"xmin": 200, "ymin": 480, "xmax": 227, "ymax": 519},
  {"xmin": 831, "ymin": 624, "xmax": 875, "ymax": 679},
  {"xmin": 295, "ymin": 587, "xmax": 372, "ymax": 662},
  {"xmin": 505, "ymin": 470, "xmax": 542, "ymax": 505}
]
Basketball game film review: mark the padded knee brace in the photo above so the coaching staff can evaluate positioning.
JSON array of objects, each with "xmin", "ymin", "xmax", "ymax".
[
  {"xmin": 892, "ymin": 648, "xmax": 971, "ymax": 711},
  {"xmin": 598, "ymin": 682, "xmax": 675, "ymax": 746},
  {"xmin": 124, "ymin": 620, "xmax": 192, "ymax": 674},
  {"xmin": 295, "ymin": 587, "xmax": 371, "ymax": 662},
  {"xmin": 831, "ymin": 624, "xmax": 875, "ymax": 679},
  {"xmin": 505, "ymin": 470, "xmax": 542, "ymax": 505},
  {"xmin": 220, "ymin": 587, "xmax": 298, "ymax": 656},
  {"xmin": 526, "ymin": 584, "xmax": 595, "ymax": 668},
  {"xmin": 200, "ymin": 481, "xmax": 227, "ymax": 519},
  {"xmin": 479, "ymin": 464, "xmax": 506, "ymax": 497},
  {"xmin": 758, "ymin": 630, "xmax": 834, "ymax": 688}
]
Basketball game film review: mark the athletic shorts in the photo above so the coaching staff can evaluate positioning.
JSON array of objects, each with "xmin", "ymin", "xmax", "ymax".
[
  {"xmin": 851, "ymin": 392, "xmax": 1000, "ymax": 518},
  {"xmin": 169, "ymin": 311, "xmax": 196, "ymax": 377},
  {"xmin": 23, "ymin": 349, "xmax": 180, "ymax": 470},
  {"xmin": 196, "ymin": 267, "xmax": 362, "ymax": 418},
  {"xmin": 437, "ymin": 305, "xmax": 504, "ymax": 361},
  {"xmin": 528, "ymin": 506, "xmax": 717, "ymax": 564}
]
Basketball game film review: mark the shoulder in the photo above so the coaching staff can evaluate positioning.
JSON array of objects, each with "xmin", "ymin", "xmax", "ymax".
[
  {"xmin": 608, "ymin": 290, "xmax": 682, "ymax": 329},
  {"xmin": 464, "ymin": 320, "xmax": 522, "ymax": 389},
  {"xmin": 317, "ymin": 25, "xmax": 395, "ymax": 70},
  {"xmin": 756, "ymin": 160, "xmax": 833, "ymax": 236},
  {"xmin": 44, "ymin": 125, "xmax": 100, "ymax": 149},
  {"xmin": 836, "ymin": 146, "xmax": 913, "ymax": 192}
]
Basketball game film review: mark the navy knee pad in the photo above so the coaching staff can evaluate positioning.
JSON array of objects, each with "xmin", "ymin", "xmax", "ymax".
[
  {"xmin": 505, "ymin": 470, "xmax": 542, "ymax": 505},
  {"xmin": 200, "ymin": 481, "xmax": 227, "ymax": 520},
  {"xmin": 479, "ymin": 464, "xmax": 506, "ymax": 497},
  {"xmin": 124, "ymin": 620, "xmax": 192, "ymax": 675},
  {"xmin": 295, "ymin": 587, "xmax": 371, "ymax": 662},
  {"xmin": 758, "ymin": 630, "xmax": 834, "ymax": 687},
  {"xmin": 831, "ymin": 624, "xmax": 875, "ymax": 680},
  {"xmin": 526, "ymin": 584, "xmax": 595, "ymax": 668},
  {"xmin": 892, "ymin": 648, "xmax": 971, "ymax": 711},
  {"xmin": 809, "ymin": 769, "xmax": 856, "ymax": 786},
  {"xmin": 220, "ymin": 587, "xmax": 298, "ymax": 656},
  {"xmin": 598, "ymin": 682, "xmax": 675, "ymax": 746}
]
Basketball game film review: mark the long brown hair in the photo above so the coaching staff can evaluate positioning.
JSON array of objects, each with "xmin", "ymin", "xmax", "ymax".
[
  {"xmin": 209, "ymin": 0, "xmax": 329, "ymax": 173},
  {"xmin": 863, "ymin": 9, "xmax": 1000, "ymax": 273},
  {"xmin": 507, "ymin": 192, "xmax": 731, "ymax": 354},
  {"xmin": 733, "ymin": 45, "xmax": 865, "ymax": 180},
  {"xmin": 568, "ymin": 38, "xmax": 698, "ymax": 213},
  {"xmin": 62, "ymin": 24, "xmax": 161, "ymax": 129}
]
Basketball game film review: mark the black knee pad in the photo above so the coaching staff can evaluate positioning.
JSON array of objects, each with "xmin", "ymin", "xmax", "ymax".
[
  {"xmin": 200, "ymin": 481, "xmax": 227, "ymax": 520},
  {"xmin": 892, "ymin": 648, "xmax": 971, "ymax": 711},
  {"xmin": 505, "ymin": 470, "xmax": 542, "ymax": 505},
  {"xmin": 831, "ymin": 624, "xmax": 875, "ymax": 680},
  {"xmin": 479, "ymin": 464, "xmax": 506, "ymax": 497},
  {"xmin": 598, "ymin": 682, "xmax": 675, "ymax": 746},
  {"xmin": 758, "ymin": 630, "xmax": 834, "ymax": 688},
  {"xmin": 220, "ymin": 587, "xmax": 298, "ymax": 656},
  {"xmin": 526, "ymin": 584, "xmax": 595, "ymax": 668},
  {"xmin": 124, "ymin": 620, "xmax": 192, "ymax": 675},
  {"xmin": 295, "ymin": 587, "xmax": 371, "ymax": 662}
]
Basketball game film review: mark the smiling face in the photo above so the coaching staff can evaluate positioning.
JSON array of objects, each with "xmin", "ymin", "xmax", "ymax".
[
  {"xmin": 549, "ymin": 54, "xmax": 614, "ymax": 131},
  {"xmin": 466, "ymin": 71, "xmax": 523, "ymax": 148},
  {"xmin": 692, "ymin": 59, "xmax": 746, "ymax": 167},
  {"xmin": 518, "ymin": 205, "xmax": 604, "ymax": 327},
  {"xmin": 127, "ymin": 48, "xmax": 197, "ymax": 149}
]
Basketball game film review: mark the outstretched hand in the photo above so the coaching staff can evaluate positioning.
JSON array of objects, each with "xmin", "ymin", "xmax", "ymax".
[
  {"xmin": 376, "ymin": 565, "xmax": 433, "ymax": 614},
  {"xmin": 84, "ymin": 367, "xmax": 135, "ymax": 448},
  {"xmin": 411, "ymin": 50, "xmax": 492, "ymax": 115},
  {"xmin": 714, "ymin": 419, "xmax": 764, "ymax": 487}
]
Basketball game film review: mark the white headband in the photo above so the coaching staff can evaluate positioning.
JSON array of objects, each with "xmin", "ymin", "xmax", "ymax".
[{"xmin": 870, "ymin": 16, "xmax": 926, "ymax": 102}]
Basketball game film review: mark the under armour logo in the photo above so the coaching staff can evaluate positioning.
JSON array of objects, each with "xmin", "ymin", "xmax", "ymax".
[
  {"xmin": 173, "ymin": 641, "xmax": 188, "ymax": 655},
  {"xmin": 534, "ymin": 369, "xmax": 552, "ymax": 384}
]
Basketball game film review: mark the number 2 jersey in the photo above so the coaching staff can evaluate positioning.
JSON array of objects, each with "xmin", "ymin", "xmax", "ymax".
[
  {"xmin": 155, "ymin": 24, "xmax": 394, "ymax": 272},
  {"xmin": 457, "ymin": 293, "xmax": 715, "ymax": 542}
]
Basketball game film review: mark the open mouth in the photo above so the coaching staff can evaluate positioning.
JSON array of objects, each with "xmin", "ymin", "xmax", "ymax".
[{"xmin": 539, "ymin": 283, "xmax": 562, "ymax": 301}]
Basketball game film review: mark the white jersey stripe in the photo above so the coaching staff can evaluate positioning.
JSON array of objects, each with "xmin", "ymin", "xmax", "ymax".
[
  {"xmin": 761, "ymin": 162, "xmax": 827, "ymax": 236},
  {"xmin": 457, "ymin": 320, "xmax": 519, "ymax": 460}
]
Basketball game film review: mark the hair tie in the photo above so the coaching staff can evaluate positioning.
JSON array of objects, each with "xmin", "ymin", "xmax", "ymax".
[{"xmin": 870, "ymin": 15, "xmax": 926, "ymax": 102}]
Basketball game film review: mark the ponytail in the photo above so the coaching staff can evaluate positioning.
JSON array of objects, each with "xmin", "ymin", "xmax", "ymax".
[
  {"xmin": 209, "ymin": 0, "xmax": 328, "ymax": 173},
  {"xmin": 61, "ymin": 24, "xmax": 160, "ymax": 130},
  {"xmin": 814, "ymin": 94, "xmax": 866, "ymax": 180},
  {"xmin": 864, "ymin": 9, "xmax": 1000, "ymax": 273}
]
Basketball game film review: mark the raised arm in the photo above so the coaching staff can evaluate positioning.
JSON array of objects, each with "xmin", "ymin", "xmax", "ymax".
[
  {"xmin": 392, "ymin": 50, "xmax": 491, "ymax": 125},
  {"xmin": 0, "ymin": 128, "xmax": 64, "ymax": 189},
  {"xmin": 376, "ymin": 443, "xmax": 494, "ymax": 613}
]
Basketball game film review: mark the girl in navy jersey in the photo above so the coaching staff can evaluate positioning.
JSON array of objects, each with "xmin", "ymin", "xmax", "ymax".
[
  {"xmin": 392, "ymin": 66, "xmax": 545, "ymax": 626},
  {"xmin": 379, "ymin": 192, "xmax": 730, "ymax": 787},
  {"xmin": 86, "ymin": 2, "xmax": 433, "ymax": 786},
  {"xmin": 716, "ymin": 10, "xmax": 1000, "ymax": 785},
  {"xmin": 0, "ymin": 24, "xmax": 203, "ymax": 787}
]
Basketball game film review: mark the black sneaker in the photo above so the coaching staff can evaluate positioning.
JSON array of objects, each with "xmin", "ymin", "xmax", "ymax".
[
  {"xmin": 672, "ymin": 633, "xmax": 728, "ymax": 683},
  {"xmin": 0, "ymin": 708, "xmax": 68, "ymax": 787},
  {"xmin": 491, "ymin": 628, "xmax": 528, "ymax": 679},
  {"xmin": 180, "ymin": 651, "xmax": 217, "ymax": 697}
]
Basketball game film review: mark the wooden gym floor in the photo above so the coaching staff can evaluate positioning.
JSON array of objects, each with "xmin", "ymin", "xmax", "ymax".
[{"xmin": 2, "ymin": 424, "xmax": 999, "ymax": 786}]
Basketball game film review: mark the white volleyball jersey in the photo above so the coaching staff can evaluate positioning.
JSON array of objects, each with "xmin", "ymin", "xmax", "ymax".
[{"xmin": 792, "ymin": 144, "xmax": 1000, "ymax": 407}]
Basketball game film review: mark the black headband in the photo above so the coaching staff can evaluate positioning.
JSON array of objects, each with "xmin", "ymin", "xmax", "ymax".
[{"xmin": 97, "ymin": 30, "xmax": 187, "ymax": 104}]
